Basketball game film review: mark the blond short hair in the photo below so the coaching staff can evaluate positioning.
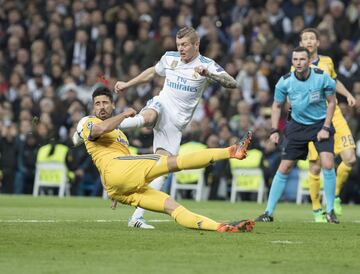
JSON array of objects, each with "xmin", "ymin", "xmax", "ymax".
[{"xmin": 176, "ymin": 27, "xmax": 199, "ymax": 44}]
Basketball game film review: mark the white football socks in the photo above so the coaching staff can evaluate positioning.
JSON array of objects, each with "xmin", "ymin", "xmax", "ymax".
[
  {"xmin": 130, "ymin": 176, "xmax": 165, "ymax": 220},
  {"xmin": 118, "ymin": 114, "xmax": 145, "ymax": 130},
  {"xmin": 148, "ymin": 176, "xmax": 165, "ymax": 190}
]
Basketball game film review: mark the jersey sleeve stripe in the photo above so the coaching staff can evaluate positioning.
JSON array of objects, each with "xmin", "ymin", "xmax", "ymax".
[
  {"xmin": 165, "ymin": 51, "xmax": 180, "ymax": 57},
  {"xmin": 199, "ymin": 55, "xmax": 212, "ymax": 63}
]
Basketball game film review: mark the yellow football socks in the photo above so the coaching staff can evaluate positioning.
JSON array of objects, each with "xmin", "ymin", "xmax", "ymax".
[
  {"xmin": 118, "ymin": 188, "xmax": 171, "ymax": 212},
  {"xmin": 176, "ymin": 148, "xmax": 229, "ymax": 170},
  {"xmin": 308, "ymin": 172, "xmax": 322, "ymax": 210},
  {"xmin": 171, "ymin": 206, "xmax": 220, "ymax": 231},
  {"xmin": 336, "ymin": 162, "xmax": 352, "ymax": 196}
]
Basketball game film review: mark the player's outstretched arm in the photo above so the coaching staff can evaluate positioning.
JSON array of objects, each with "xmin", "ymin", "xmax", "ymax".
[
  {"xmin": 91, "ymin": 108, "xmax": 137, "ymax": 138},
  {"xmin": 207, "ymin": 72, "xmax": 237, "ymax": 88},
  {"xmin": 114, "ymin": 66, "xmax": 156, "ymax": 93},
  {"xmin": 195, "ymin": 66, "xmax": 237, "ymax": 88},
  {"xmin": 336, "ymin": 79, "xmax": 356, "ymax": 107}
]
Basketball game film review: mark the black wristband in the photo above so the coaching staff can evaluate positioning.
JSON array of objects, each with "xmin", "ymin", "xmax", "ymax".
[
  {"xmin": 322, "ymin": 125, "xmax": 331, "ymax": 132},
  {"xmin": 270, "ymin": 128, "xmax": 279, "ymax": 135}
]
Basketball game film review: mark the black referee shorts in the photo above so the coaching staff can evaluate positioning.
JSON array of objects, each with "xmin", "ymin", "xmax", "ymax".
[{"xmin": 280, "ymin": 119, "xmax": 335, "ymax": 160}]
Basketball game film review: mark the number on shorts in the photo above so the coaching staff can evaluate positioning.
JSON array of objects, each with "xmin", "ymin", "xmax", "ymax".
[{"xmin": 341, "ymin": 135, "xmax": 355, "ymax": 147}]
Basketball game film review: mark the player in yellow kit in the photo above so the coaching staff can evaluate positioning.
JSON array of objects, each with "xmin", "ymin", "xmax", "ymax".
[
  {"xmin": 299, "ymin": 28, "xmax": 356, "ymax": 222},
  {"xmin": 79, "ymin": 85, "xmax": 255, "ymax": 233}
]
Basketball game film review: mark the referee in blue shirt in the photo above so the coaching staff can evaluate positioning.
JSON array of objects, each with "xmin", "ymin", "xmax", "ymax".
[{"xmin": 255, "ymin": 46, "xmax": 339, "ymax": 223}]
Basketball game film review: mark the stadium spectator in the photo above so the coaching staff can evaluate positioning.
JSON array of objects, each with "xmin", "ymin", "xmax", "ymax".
[
  {"xmin": 0, "ymin": 122, "xmax": 18, "ymax": 193},
  {"xmin": 228, "ymin": 22, "xmax": 246, "ymax": 53},
  {"xmin": 135, "ymin": 27, "xmax": 161, "ymax": 70},
  {"xmin": 328, "ymin": 0, "xmax": 351, "ymax": 42},
  {"xmin": 14, "ymin": 132, "xmax": 38, "ymax": 194},
  {"xmin": 268, "ymin": 54, "xmax": 289, "ymax": 89},
  {"xmin": 302, "ymin": 0, "xmax": 321, "ymax": 28},
  {"xmin": 282, "ymin": 0, "xmax": 304, "ymax": 20},
  {"xmin": 5, "ymin": 36, "xmax": 21, "ymax": 73},
  {"xmin": 265, "ymin": 0, "xmax": 292, "ymax": 40},
  {"xmin": 66, "ymin": 28, "xmax": 96, "ymax": 71},
  {"xmin": 231, "ymin": 0, "xmax": 251, "ymax": 25},
  {"xmin": 286, "ymin": 15, "xmax": 305, "ymax": 45},
  {"xmin": 337, "ymin": 55, "xmax": 360, "ymax": 104},
  {"xmin": 236, "ymin": 57, "xmax": 270, "ymax": 106},
  {"xmin": 317, "ymin": 30, "xmax": 342, "ymax": 66},
  {"xmin": 27, "ymin": 64, "xmax": 52, "ymax": 102}
]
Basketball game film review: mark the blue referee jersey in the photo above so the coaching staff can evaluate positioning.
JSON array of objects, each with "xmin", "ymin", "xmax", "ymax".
[{"xmin": 274, "ymin": 67, "xmax": 336, "ymax": 125}]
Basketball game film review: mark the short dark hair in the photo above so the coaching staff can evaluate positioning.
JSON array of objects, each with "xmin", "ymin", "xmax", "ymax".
[
  {"xmin": 292, "ymin": 46, "xmax": 310, "ymax": 58},
  {"xmin": 92, "ymin": 86, "xmax": 113, "ymax": 102},
  {"xmin": 300, "ymin": 28, "xmax": 319, "ymax": 41}
]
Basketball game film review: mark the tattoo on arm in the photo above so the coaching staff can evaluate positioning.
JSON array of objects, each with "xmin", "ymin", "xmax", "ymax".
[{"xmin": 207, "ymin": 72, "xmax": 238, "ymax": 88}]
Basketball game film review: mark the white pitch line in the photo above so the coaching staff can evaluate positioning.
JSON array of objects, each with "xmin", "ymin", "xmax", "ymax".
[
  {"xmin": 271, "ymin": 240, "xmax": 303, "ymax": 244},
  {"xmin": 0, "ymin": 219, "xmax": 171, "ymax": 223},
  {"xmin": 2, "ymin": 219, "xmax": 359, "ymax": 224}
]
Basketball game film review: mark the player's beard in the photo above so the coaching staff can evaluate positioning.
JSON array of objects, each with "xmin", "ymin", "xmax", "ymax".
[{"xmin": 97, "ymin": 109, "xmax": 111, "ymax": 120}]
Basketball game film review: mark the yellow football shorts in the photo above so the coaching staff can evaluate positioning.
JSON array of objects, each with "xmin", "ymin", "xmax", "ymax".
[
  {"xmin": 308, "ymin": 105, "xmax": 355, "ymax": 161},
  {"xmin": 102, "ymin": 154, "xmax": 170, "ymax": 210}
]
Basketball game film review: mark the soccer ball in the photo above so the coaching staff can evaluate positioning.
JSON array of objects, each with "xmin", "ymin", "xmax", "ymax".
[{"xmin": 72, "ymin": 116, "xmax": 89, "ymax": 146}]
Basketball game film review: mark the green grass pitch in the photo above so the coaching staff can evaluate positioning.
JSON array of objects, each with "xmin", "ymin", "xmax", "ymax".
[{"xmin": 0, "ymin": 195, "xmax": 359, "ymax": 274}]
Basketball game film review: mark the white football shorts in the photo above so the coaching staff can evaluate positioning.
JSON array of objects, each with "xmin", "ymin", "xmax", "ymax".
[{"xmin": 142, "ymin": 96, "xmax": 182, "ymax": 155}]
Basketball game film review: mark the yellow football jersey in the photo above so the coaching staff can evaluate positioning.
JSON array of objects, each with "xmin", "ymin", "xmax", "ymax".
[
  {"xmin": 82, "ymin": 116, "xmax": 130, "ymax": 172},
  {"xmin": 290, "ymin": 55, "xmax": 337, "ymax": 79},
  {"xmin": 311, "ymin": 55, "xmax": 337, "ymax": 79},
  {"xmin": 292, "ymin": 55, "xmax": 356, "ymax": 158}
]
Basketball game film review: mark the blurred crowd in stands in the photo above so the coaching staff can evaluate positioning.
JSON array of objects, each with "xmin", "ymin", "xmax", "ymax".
[{"xmin": 0, "ymin": 0, "xmax": 360, "ymax": 202}]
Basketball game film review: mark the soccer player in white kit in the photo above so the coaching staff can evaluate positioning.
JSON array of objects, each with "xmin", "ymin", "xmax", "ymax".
[{"xmin": 114, "ymin": 27, "xmax": 238, "ymax": 229}]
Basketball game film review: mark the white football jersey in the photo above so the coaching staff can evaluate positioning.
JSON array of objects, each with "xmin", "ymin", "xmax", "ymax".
[{"xmin": 154, "ymin": 51, "xmax": 226, "ymax": 128}]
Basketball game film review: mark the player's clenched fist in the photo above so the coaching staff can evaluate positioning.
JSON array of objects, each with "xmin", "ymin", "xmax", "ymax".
[
  {"xmin": 123, "ymin": 108, "xmax": 137, "ymax": 118},
  {"xmin": 194, "ymin": 65, "xmax": 209, "ymax": 76},
  {"xmin": 114, "ymin": 81, "xmax": 128, "ymax": 93},
  {"xmin": 317, "ymin": 128, "xmax": 330, "ymax": 141},
  {"xmin": 347, "ymin": 94, "xmax": 356, "ymax": 107}
]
